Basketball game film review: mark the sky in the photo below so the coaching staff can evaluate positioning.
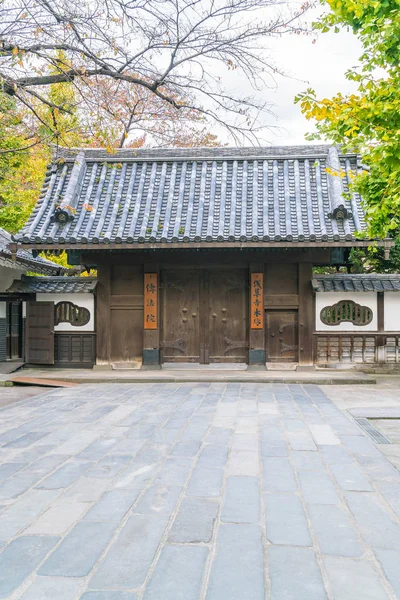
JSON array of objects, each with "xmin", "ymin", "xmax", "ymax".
[{"xmin": 217, "ymin": 4, "xmax": 363, "ymax": 146}]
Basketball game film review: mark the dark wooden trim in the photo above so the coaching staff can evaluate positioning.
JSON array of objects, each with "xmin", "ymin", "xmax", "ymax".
[
  {"xmin": 16, "ymin": 240, "xmax": 392, "ymax": 251},
  {"xmin": 377, "ymin": 292, "xmax": 385, "ymax": 347},
  {"xmin": 377, "ymin": 291, "xmax": 384, "ymax": 332},
  {"xmin": 83, "ymin": 248, "xmax": 332, "ymax": 265},
  {"xmin": 313, "ymin": 332, "xmax": 397, "ymax": 337},
  {"xmin": 0, "ymin": 294, "xmax": 35, "ymax": 302},
  {"xmin": 54, "ymin": 330, "xmax": 96, "ymax": 335},
  {"xmin": 298, "ymin": 263, "xmax": 314, "ymax": 365}
]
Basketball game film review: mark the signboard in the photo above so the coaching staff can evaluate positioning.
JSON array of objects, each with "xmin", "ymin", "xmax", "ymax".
[
  {"xmin": 144, "ymin": 273, "xmax": 158, "ymax": 329},
  {"xmin": 251, "ymin": 272, "xmax": 264, "ymax": 329}
]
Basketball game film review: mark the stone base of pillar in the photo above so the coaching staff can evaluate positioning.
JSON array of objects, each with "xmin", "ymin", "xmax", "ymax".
[
  {"xmin": 142, "ymin": 348, "xmax": 161, "ymax": 367},
  {"xmin": 248, "ymin": 349, "xmax": 266, "ymax": 366}
]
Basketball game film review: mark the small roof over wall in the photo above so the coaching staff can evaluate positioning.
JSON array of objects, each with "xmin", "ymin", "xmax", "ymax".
[
  {"xmin": 0, "ymin": 227, "xmax": 66, "ymax": 275},
  {"xmin": 312, "ymin": 274, "xmax": 400, "ymax": 293},
  {"xmin": 7, "ymin": 276, "xmax": 97, "ymax": 294},
  {"xmin": 14, "ymin": 144, "xmax": 387, "ymax": 250}
]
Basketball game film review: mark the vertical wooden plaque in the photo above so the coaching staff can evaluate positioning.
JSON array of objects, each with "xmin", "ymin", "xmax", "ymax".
[
  {"xmin": 144, "ymin": 273, "xmax": 158, "ymax": 329},
  {"xmin": 251, "ymin": 272, "xmax": 264, "ymax": 329}
]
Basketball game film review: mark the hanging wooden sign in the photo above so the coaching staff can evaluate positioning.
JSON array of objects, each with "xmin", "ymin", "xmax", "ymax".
[
  {"xmin": 250, "ymin": 272, "xmax": 264, "ymax": 329},
  {"xmin": 144, "ymin": 273, "xmax": 158, "ymax": 329}
]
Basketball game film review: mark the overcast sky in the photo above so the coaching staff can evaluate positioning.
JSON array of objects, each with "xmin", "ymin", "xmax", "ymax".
[{"xmin": 217, "ymin": 4, "xmax": 363, "ymax": 146}]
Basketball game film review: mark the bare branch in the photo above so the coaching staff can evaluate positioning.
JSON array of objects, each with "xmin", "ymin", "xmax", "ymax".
[{"xmin": 0, "ymin": 0, "xmax": 314, "ymax": 145}]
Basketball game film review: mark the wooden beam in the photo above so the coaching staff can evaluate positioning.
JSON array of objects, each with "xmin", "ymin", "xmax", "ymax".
[
  {"xmin": 265, "ymin": 294, "xmax": 299, "ymax": 307},
  {"xmin": 249, "ymin": 264, "xmax": 265, "ymax": 366},
  {"xmin": 377, "ymin": 292, "xmax": 384, "ymax": 331},
  {"xmin": 142, "ymin": 264, "xmax": 160, "ymax": 366},
  {"xmin": 377, "ymin": 291, "xmax": 385, "ymax": 348},
  {"xmin": 96, "ymin": 263, "xmax": 111, "ymax": 365},
  {"xmin": 298, "ymin": 263, "xmax": 314, "ymax": 365},
  {"xmin": 15, "ymin": 239, "xmax": 393, "ymax": 251}
]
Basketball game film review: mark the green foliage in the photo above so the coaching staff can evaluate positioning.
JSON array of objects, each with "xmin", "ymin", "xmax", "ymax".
[
  {"xmin": 295, "ymin": 0, "xmax": 400, "ymax": 240},
  {"xmin": 0, "ymin": 53, "xmax": 85, "ymax": 235},
  {"xmin": 0, "ymin": 93, "xmax": 45, "ymax": 233},
  {"xmin": 348, "ymin": 235, "xmax": 400, "ymax": 273}
]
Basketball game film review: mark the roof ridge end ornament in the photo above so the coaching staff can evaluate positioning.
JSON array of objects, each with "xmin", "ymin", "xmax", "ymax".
[
  {"xmin": 50, "ymin": 151, "xmax": 86, "ymax": 226},
  {"xmin": 327, "ymin": 203, "xmax": 353, "ymax": 221}
]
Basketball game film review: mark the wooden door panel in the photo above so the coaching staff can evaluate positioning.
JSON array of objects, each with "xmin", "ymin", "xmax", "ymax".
[
  {"xmin": 208, "ymin": 270, "xmax": 248, "ymax": 362},
  {"xmin": 161, "ymin": 270, "xmax": 200, "ymax": 362},
  {"xmin": 111, "ymin": 308, "xmax": 143, "ymax": 362},
  {"xmin": 26, "ymin": 302, "xmax": 54, "ymax": 364},
  {"xmin": 266, "ymin": 310, "xmax": 298, "ymax": 362}
]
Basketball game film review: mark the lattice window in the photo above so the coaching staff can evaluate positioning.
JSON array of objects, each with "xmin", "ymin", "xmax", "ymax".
[
  {"xmin": 320, "ymin": 300, "xmax": 373, "ymax": 326},
  {"xmin": 55, "ymin": 301, "xmax": 90, "ymax": 327}
]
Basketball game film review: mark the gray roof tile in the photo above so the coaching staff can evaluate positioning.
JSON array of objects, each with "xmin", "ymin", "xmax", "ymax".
[
  {"xmin": 312, "ymin": 275, "xmax": 400, "ymax": 293},
  {"xmin": 0, "ymin": 227, "xmax": 66, "ymax": 274},
  {"xmin": 7, "ymin": 276, "xmax": 97, "ymax": 294},
  {"xmin": 15, "ymin": 145, "xmax": 368, "ymax": 246}
]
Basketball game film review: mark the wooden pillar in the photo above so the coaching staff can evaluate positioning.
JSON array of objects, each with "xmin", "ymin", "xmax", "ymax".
[
  {"xmin": 248, "ymin": 264, "xmax": 266, "ymax": 366},
  {"xmin": 96, "ymin": 263, "xmax": 111, "ymax": 365},
  {"xmin": 376, "ymin": 291, "xmax": 385, "ymax": 362},
  {"xmin": 298, "ymin": 263, "xmax": 314, "ymax": 366},
  {"xmin": 142, "ymin": 264, "xmax": 161, "ymax": 367}
]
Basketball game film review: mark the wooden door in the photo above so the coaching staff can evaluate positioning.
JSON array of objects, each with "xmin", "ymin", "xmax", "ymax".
[
  {"xmin": 208, "ymin": 270, "xmax": 248, "ymax": 363},
  {"xmin": 26, "ymin": 302, "xmax": 55, "ymax": 364},
  {"xmin": 266, "ymin": 310, "xmax": 298, "ymax": 362},
  {"xmin": 161, "ymin": 270, "xmax": 200, "ymax": 362},
  {"xmin": 6, "ymin": 301, "xmax": 22, "ymax": 359}
]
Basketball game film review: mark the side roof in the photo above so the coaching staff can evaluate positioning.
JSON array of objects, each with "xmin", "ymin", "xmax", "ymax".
[
  {"xmin": 312, "ymin": 274, "xmax": 400, "ymax": 293},
  {"xmin": 0, "ymin": 227, "xmax": 67, "ymax": 275},
  {"xmin": 14, "ymin": 144, "xmax": 375, "ymax": 248}
]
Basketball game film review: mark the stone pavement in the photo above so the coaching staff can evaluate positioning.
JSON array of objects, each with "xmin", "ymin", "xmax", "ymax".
[{"xmin": 0, "ymin": 382, "xmax": 399, "ymax": 599}]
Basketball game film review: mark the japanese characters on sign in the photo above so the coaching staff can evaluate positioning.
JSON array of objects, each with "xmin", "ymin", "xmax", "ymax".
[
  {"xmin": 251, "ymin": 272, "xmax": 264, "ymax": 329},
  {"xmin": 144, "ymin": 273, "xmax": 158, "ymax": 330}
]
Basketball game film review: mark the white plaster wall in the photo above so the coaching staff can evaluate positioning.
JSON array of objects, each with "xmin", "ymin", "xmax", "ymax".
[
  {"xmin": 315, "ymin": 291, "xmax": 377, "ymax": 332},
  {"xmin": 0, "ymin": 301, "xmax": 6, "ymax": 318},
  {"xmin": 384, "ymin": 292, "xmax": 400, "ymax": 331},
  {"xmin": 36, "ymin": 292, "xmax": 95, "ymax": 331},
  {"xmin": 0, "ymin": 265, "xmax": 24, "ymax": 293}
]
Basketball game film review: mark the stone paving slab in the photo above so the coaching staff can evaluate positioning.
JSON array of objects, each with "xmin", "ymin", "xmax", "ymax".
[
  {"xmin": 2, "ymin": 367, "xmax": 376, "ymax": 386},
  {"xmin": 0, "ymin": 382, "xmax": 400, "ymax": 599}
]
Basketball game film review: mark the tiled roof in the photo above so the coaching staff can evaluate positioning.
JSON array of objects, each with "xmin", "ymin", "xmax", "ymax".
[
  {"xmin": 7, "ymin": 276, "xmax": 97, "ymax": 294},
  {"xmin": 14, "ymin": 145, "xmax": 370, "ymax": 247},
  {"xmin": 312, "ymin": 274, "xmax": 400, "ymax": 293},
  {"xmin": 0, "ymin": 227, "xmax": 66, "ymax": 274}
]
